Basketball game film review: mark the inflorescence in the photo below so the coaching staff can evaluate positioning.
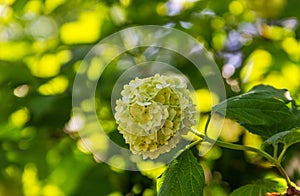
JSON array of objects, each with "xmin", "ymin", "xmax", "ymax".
[{"xmin": 114, "ymin": 74, "xmax": 196, "ymax": 159}]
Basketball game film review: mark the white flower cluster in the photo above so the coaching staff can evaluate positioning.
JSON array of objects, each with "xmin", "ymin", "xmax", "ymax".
[{"xmin": 115, "ymin": 74, "xmax": 196, "ymax": 159}]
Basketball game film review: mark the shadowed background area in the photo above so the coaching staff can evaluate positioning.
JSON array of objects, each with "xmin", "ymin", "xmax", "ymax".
[{"xmin": 0, "ymin": 0, "xmax": 300, "ymax": 195}]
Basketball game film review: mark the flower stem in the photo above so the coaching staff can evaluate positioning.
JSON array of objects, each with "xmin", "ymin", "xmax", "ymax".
[
  {"xmin": 185, "ymin": 139, "xmax": 202, "ymax": 150},
  {"xmin": 278, "ymin": 145, "xmax": 288, "ymax": 163},
  {"xmin": 190, "ymin": 128, "xmax": 293, "ymax": 187},
  {"xmin": 274, "ymin": 143, "xmax": 278, "ymax": 159},
  {"xmin": 204, "ymin": 114, "xmax": 211, "ymax": 135}
]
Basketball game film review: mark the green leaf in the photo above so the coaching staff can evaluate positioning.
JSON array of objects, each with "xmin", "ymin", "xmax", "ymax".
[
  {"xmin": 157, "ymin": 150, "xmax": 205, "ymax": 196},
  {"xmin": 241, "ymin": 85, "xmax": 292, "ymax": 103},
  {"xmin": 230, "ymin": 179, "xmax": 286, "ymax": 196},
  {"xmin": 241, "ymin": 115, "xmax": 300, "ymax": 139},
  {"xmin": 212, "ymin": 85, "xmax": 300, "ymax": 138},
  {"xmin": 263, "ymin": 129, "xmax": 300, "ymax": 148}
]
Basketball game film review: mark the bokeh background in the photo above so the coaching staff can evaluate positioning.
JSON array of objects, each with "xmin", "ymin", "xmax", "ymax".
[{"xmin": 1, "ymin": 0, "xmax": 300, "ymax": 195}]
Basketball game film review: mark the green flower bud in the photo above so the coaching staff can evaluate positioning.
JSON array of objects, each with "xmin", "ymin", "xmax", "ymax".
[{"xmin": 114, "ymin": 74, "xmax": 196, "ymax": 159}]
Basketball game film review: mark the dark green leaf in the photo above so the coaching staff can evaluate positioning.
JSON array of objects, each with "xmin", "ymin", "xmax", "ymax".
[
  {"xmin": 243, "ymin": 85, "xmax": 292, "ymax": 103},
  {"xmin": 212, "ymin": 85, "xmax": 300, "ymax": 138},
  {"xmin": 230, "ymin": 179, "xmax": 286, "ymax": 196},
  {"xmin": 263, "ymin": 129, "xmax": 300, "ymax": 148},
  {"xmin": 242, "ymin": 115, "xmax": 300, "ymax": 138},
  {"xmin": 157, "ymin": 150, "xmax": 205, "ymax": 196}
]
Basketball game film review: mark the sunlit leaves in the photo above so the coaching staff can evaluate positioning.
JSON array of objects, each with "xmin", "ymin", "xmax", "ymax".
[
  {"xmin": 245, "ymin": 0, "xmax": 285, "ymax": 18},
  {"xmin": 26, "ymin": 50, "xmax": 71, "ymax": 78},
  {"xmin": 38, "ymin": 76, "xmax": 69, "ymax": 95},
  {"xmin": 282, "ymin": 37, "xmax": 300, "ymax": 61},
  {"xmin": 240, "ymin": 49, "xmax": 272, "ymax": 83},
  {"xmin": 0, "ymin": 42, "xmax": 31, "ymax": 61},
  {"xmin": 44, "ymin": 0, "xmax": 66, "ymax": 14},
  {"xmin": 192, "ymin": 89, "xmax": 219, "ymax": 113},
  {"xmin": 9, "ymin": 107, "xmax": 30, "ymax": 127},
  {"xmin": 60, "ymin": 6, "xmax": 108, "ymax": 44},
  {"xmin": 228, "ymin": 0, "xmax": 244, "ymax": 16},
  {"xmin": 87, "ymin": 57, "xmax": 104, "ymax": 81},
  {"xmin": 157, "ymin": 150, "xmax": 205, "ymax": 196},
  {"xmin": 212, "ymin": 32, "xmax": 227, "ymax": 50},
  {"xmin": 261, "ymin": 25, "xmax": 292, "ymax": 41},
  {"xmin": 110, "ymin": 5, "xmax": 127, "ymax": 25},
  {"xmin": 22, "ymin": 164, "xmax": 42, "ymax": 196},
  {"xmin": 262, "ymin": 63, "xmax": 300, "ymax": 92},
  {"xmin": 136, "ymin": 161, "xmax": 166, "ymax": 180}
]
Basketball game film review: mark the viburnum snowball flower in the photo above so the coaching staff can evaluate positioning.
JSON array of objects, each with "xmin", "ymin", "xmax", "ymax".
[{"xmin": 114, "ymin": 74, "xmax": 197, "ymax": 159}]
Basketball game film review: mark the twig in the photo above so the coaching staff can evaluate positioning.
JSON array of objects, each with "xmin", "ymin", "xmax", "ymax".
[{"xmin": 190, "ymin": 128, "xmax": 293, "ymax": 187}]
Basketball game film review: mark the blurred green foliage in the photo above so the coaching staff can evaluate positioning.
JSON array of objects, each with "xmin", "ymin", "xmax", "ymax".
[{"xmin": 0, "ymin": 0, "xmax": 300, "ymax": 195}]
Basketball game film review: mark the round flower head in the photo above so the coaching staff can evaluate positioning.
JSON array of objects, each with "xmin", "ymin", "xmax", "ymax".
[{"xmin": 114, "ymin": 74, "xmax": 197, "ymax": 159}]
